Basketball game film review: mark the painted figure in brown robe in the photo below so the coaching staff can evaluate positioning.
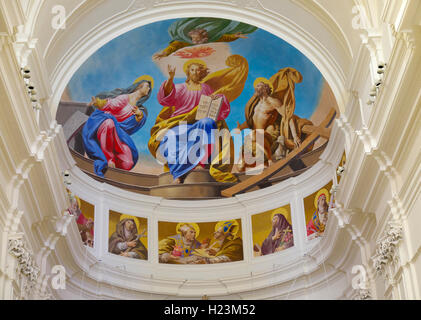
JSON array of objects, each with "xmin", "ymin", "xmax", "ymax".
[{"xmin": 109, "ymin": 218, "xmax": 148, "ymax": 260}]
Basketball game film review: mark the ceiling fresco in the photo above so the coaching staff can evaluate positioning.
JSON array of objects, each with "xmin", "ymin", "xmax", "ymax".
[{"xmin": 57, "ymin": 17, "xmax": 338, "ymax": 200}]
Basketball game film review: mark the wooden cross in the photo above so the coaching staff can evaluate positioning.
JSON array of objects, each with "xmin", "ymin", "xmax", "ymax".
[
  {"xmin": 280, "ymin": 227, "xmax": 292, "ymax": 243},
  {"xmin": 221, "ymin": 108, "xmax": 336, "ymax": 197},
  {"xmin": 301, "ymin": 125, "xmax": 331, "ymax": 140}
]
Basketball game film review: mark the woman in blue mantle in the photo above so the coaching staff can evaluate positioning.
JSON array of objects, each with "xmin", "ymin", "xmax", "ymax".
[{"xmin": 82, "ymin": 76, "xmax": 153, "ymax": 177}]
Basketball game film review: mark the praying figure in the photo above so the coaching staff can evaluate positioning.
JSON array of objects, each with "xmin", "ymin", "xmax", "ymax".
[
  {"xmin": 82, "ymin": 76, "xmax": 153, "ymax": 177},
  {"xmin": 307, "ymin": 188, "xmax": 330, "ymax": 239}
]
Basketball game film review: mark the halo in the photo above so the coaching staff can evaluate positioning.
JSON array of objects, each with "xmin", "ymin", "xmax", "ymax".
[
  {"xmin": 67, "ymin": 190, "xmax": 81, "ymax": 209},
  {"xmin": 253, "ymin": 77, "xmax": 274, "ymax": 92},
  {"xmin": 74, "ymin": 195, "xmax": 81, "ymax": 210},
  {"xmin": 133, "ymin": 75, "xmax": 154, "ymax": 89},
  {"xmin": 215, "ymin": 220, "xmax": 240, "ymax": 238},
  {"xmin": 314, "ymin": 188, "xmax": 330, "ymax": 209},
  {"xmin": 120, "ymin": 214, "xmax": 141, "ymax": 233},
  {"xmin": 270, "ymin": 207, "xmax": 291, "ymax": 226},
  {"xmin": 183, "ymin": 59, "xmax": 207, "ymax": 74},
  {"xmin": 176, "ymin": 222, "xmax": 200, "ymax": 238},
  {"xmin": 341, "ymin": 152, "xmax": 346, "ymax": 165}
]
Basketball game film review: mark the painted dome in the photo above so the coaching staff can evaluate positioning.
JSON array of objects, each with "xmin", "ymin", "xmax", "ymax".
[{"xmin": 57, "ymin": 17, "xmax": 338, "ymax": 200}]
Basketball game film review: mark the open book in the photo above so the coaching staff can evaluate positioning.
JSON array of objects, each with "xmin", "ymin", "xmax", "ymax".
[
  {"xmin": 192, "ymin": 248, "xmax": 214, "ymax": 258},
  {"xmin": 195, "ymin": 95, "xmax": 223, "ymax": 121}
]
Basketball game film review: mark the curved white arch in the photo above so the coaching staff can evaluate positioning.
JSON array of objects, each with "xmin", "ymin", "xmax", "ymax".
[{"xmin": 38, "ymin": 1, "xmax": 352, "ymax": 118}]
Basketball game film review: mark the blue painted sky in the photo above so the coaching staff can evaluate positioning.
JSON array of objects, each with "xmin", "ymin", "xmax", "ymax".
[{"xmin": 67, "ymin": 18, "xmax": 324, "ymax": 162}]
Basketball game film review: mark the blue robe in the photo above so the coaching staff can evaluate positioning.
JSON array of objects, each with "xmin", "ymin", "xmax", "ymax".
[
  {"xmin": 158, "ymin": 118, "xmax": 216, "ymax": 179},
  {"xmin": 82, "ymin": 109, "xmax": 146, "ymax": 177}
]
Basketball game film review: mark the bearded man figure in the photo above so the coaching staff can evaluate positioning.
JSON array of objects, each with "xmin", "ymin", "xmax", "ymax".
[
  {"xmin": 158, "ymin": 223, "xmax": 202, "ymax": 264},
  {"xmin": 236, "ymin": 78, "xmax": 286, "ymax": 171},
  {"xmin": 260, "ymin": 210, "xmax": 294, "ymax": 255},
  {"xmin": 236, "ymin": 69, "xmax": 313, "ymax": 171},
  {"xmin": 149, "ymin": 56, "xmax": 249, "ymax": 184},
  {"xmin": 193, "ymin": 220, "xmax": 243, "ymax": 264}
]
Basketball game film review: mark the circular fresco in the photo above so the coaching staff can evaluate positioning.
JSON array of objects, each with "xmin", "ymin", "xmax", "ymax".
[{"xmin": 57, "ymin": 17, "xmax": 338, "ymax": 200}]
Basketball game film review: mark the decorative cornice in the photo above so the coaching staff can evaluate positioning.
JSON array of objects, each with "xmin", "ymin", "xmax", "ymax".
[{"xmin": 11, "ymin": 25, "xmax": 37, "ymax": 68}]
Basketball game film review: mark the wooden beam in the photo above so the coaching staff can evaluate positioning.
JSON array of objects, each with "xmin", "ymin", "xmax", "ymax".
[
  {"xmin": 221, "ymin": 109, "xmax": 336, "ymax": 197},
  {"xmin": 302, "ymin": 125, "xmax": 331, "ymax": 140}
]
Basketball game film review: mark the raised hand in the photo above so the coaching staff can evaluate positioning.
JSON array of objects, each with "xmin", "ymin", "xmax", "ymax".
[
  {"xmin": 87, "ymin": 96, "xmax": 96, "ymax": 107},
  {"xmin": 153, "ymin": 51, "xmax": 166, "ymax": 60},
  {"xmin": 233, "ymin": 121, "xmax": 242, "ymax": 135},
  {"xmin": 235, "ymin": 32, "xmax": 248, "ymax": 39},
  {"xmin": 168, "ymin": 65, "xmax": 176, "ymax": 79},
  {"xmin": 127, "ymin": 241, "xmax": 137, "ymax": 248},
  {"xmin": 293, "ymin": 136, "xmax": 302, "ymax": 148},
  {"xmin": 272, "ymin": 228, "xmax": 282, "ymax": 241},
  {"xmin": 131, "ymin": 105, "xmax": 141, "ymax": 116},
  {"xmin": 132, "ymin": 106, "xmax": 144, "ymax": 122}
]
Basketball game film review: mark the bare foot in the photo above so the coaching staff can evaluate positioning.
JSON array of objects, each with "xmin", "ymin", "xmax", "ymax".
[
  {"xmin": 172, "ymin": 178, "xmax": 182, "ymax": 184},
  {"xmin": 236, "ymin": 162, "xmax": 245, "ymax": 172},
  {"xmin": 172, "ymin": 173, "xmax": 188, "ymax": 184},
  {"xmin": 108, "ymin": 160, "xmax": 116, "ymax": 169}
]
